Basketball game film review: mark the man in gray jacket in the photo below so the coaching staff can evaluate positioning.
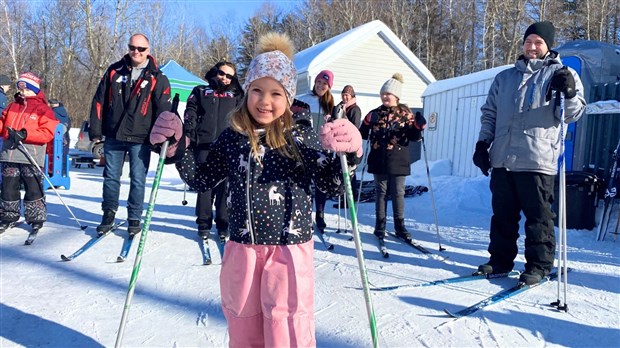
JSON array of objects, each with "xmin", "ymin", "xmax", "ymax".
[{"xmin": 472, "ymin": 21, "xmax": 586, "ymax": 285}]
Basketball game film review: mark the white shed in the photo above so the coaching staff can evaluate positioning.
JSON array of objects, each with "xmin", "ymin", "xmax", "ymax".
[
  {"xmin": 421, "ymin": 65, "xmax": 511, "ymax": 177},
  {"xmin": 294, "ymin": 20, "xmax": 435, "ymax": 128}
]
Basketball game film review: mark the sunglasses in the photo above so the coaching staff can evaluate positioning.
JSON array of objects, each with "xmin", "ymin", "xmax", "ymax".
[
  {"xmin": 217, "ymin": 70, "xmax": 234, "ymax": 80},
  {"xmin": 128, "ymin": 45, "xmax": 148, "ymax": 52}
]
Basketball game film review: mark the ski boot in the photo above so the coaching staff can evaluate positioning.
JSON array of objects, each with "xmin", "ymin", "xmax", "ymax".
[
  {"xmin": 96, "ymin": 209, "xmax": 117, "ymax": 236},
  {"xmin": 394, "ymin": 219, "xmax": 412, "ymax": 240},
  {"xmin": 197, "ymin": 224, "xmax": 210, "ymax": 240},
  {"xmin": 127, "ymin": 219, "xmax": 141, "ymax": 238}
]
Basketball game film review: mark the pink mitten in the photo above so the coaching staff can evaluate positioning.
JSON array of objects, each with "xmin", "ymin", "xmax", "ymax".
[
  {"xmin": 319, "ymin": 119, "xmax": 363, "ymax": 157},
  {"xmin": 150, "ymin": 111, "xmax": 183, "ymax": 144},
  {"xmin": 150, "ymin": 111, "xmax": 184, "ymax": 157}
]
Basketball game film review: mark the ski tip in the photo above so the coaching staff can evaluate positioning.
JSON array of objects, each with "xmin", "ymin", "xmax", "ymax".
[{"xmin": 443, "ymin": 309, "xmax": 461, "ymax": 318}]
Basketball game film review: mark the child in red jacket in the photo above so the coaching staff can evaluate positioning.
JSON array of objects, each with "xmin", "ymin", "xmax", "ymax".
[{"xmin": 0, "ymin": 72, "xmax": 58, "ymax": 233}]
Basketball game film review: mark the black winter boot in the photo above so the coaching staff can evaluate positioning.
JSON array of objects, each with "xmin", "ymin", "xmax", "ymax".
[
  {"xmin": 198, "ymin": 224, "xmax": 211, "ymax": 240},
  {"xmin": 374, "ymin": 218, "xmax": 386, "ymax": 239},
  {"xmin": 128, "ymin": 219, "xmax": 141, "ymax": 237},
  {"xmin": 96, "ymin": 209, "xmax": 116, "ymax": 235},
  {"xmin": 315, "ymin": 212, "xmax": 326, "ymax": 231},
  {"xmin": 394, "ymin": 219, "xmax": 411, "ymax": 240}
]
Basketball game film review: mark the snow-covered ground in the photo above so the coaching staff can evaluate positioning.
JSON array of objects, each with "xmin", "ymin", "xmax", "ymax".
[{"xmin": 1, "ymin": 143, "xmax": 619, "ymax": 347}]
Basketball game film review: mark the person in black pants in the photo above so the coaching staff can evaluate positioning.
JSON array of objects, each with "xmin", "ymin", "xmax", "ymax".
[
  {"xmin": 183, "ymin": 61, "xmax": 243, "ymax": 239},
  {"xmin": 473, "ymin": 21, "xmax": 586, "ymax": 285}
]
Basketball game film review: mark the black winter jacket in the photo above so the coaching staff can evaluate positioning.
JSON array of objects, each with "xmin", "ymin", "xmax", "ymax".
[
  {"xmin": 183, "ymin": 83, "xmax": 243, "ymax": 147},
  {"xmin": 89, "ymin": 55, "xmax": 171, "ymax": 143},
  {"xmin": 176, "ymin": 113, "xmax": 345, "ymax": 246},
  {"xmin": 359, "ymin": 105, "xmax": 422, "ymax": 176}
]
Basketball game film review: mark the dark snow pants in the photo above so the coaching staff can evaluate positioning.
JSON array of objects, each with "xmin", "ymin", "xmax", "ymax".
[
  {"xmin": 488, "ymin": 168, "xmax": 556, "ymax": 276},
  {"xmin": 195, "ymin": 147, "xmax": 229, "ymax": 232}
]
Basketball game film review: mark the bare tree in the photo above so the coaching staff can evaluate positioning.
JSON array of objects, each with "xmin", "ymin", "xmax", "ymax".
[{"xmin": 0, "ymin": 0, "xmax": 30, "ymax": 79}]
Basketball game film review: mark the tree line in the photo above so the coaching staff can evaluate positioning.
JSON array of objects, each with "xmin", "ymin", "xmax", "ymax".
[{"xmin": 0, "ymin": 0, "xmax": 617, "ymax": 125}]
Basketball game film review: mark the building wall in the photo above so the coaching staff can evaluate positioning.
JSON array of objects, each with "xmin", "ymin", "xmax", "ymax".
[{"xmin": 422, "ymin": 77, "xmax": 496, "ymax": 177}]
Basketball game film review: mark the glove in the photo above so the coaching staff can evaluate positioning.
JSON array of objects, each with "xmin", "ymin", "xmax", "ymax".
[
  {"xmin": 550, "ymin": 68, "xmax": 576, "ymax": 99},
  {"xmin": 472, "ymin": 141, "xmax": 491, "ymax": 176},
  {"xmin": 414, "ymin": 112, "xmax": 427, "ymax": 130},
  {"xmin": 150, "ymin": 111, "xmax": 185, "ymax": 157},
  {"xmin": 8, "ymin": 128, "xmax": 27, "ymax": 148},
  {"xmin": 319, "ymin": 118, "xmax": 363, "ymax": 158}
]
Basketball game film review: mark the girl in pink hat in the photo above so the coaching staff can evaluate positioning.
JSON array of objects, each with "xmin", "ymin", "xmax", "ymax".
[{"xmin": 297, "ymin": 69, "xmax": 335, "ymax": 232}]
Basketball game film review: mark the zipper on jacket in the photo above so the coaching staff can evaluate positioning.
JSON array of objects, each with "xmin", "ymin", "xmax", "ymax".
[
  {"xmin": 244, "ymin": 147, "xmax": 256, "ymax": 244},
  {"xmin": 528, "ymin": 81, "xmax": 537, "ymax": 110}
]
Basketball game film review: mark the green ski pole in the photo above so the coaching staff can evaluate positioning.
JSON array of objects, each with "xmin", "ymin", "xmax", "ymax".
[
  {"xmin": 115, "ymin": 93, "xmax": 179, "ymax": 347},
  {"xmin": 334, "ymin": 106, "xmax": 379, "ymax": 347}
]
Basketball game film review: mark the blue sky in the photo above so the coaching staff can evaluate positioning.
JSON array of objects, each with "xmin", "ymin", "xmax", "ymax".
[{"xmin": 186, "ymin": 0, "xmax": 301, "ymax": 29}]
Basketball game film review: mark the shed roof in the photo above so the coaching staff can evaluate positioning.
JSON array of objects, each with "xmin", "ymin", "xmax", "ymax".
[
  {"xmin": 294, "ymin": 20, "xmax": 435, "ymax": 85},
  {"xmin": 421, "ymin": 65, "xmax": 511, "ymax": 98}
]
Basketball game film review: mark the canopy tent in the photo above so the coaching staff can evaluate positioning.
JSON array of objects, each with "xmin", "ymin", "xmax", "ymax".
[{"xmin": 159, "ymin": 60, "xmax": 206, "ymax": 114}]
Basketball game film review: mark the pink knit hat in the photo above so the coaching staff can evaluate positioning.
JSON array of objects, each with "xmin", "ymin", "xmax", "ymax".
[{"xmin": 315, "ymin": 70, "xmax": 334, "ymax": 89}]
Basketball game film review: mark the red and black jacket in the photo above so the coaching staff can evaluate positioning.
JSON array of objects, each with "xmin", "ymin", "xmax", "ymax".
[{"xmin": 89, "ymin": 55, "xmax": 171, "ymax": 144}]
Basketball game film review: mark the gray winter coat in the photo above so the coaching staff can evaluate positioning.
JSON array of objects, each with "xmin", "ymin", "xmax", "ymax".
[{"xmin": 478, "ymin": 51, "xmax": 586, "ymax": 175}]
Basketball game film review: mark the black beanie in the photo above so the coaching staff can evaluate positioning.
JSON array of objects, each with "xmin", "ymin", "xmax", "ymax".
[{"xmin": 523, "ymin": 21, "xmax": 555, "ymax": 47}]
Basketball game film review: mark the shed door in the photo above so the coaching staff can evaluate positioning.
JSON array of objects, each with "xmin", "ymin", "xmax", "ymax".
[{"xmin": 455, "ymin": 95, "xmax": 488, "ymax": 177}]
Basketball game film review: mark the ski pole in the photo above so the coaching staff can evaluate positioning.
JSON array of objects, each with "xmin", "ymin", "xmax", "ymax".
[
  {"xmin": 182, "ymin": 184, "xmax": 188, "ymax": 205},
  {"xmin": 16, "ymin": 142, "xmax": 87, "ymax": 230},
  {"xmin": 356, "ymin": 139, "xmax": 370, "ymax": 217},
  {"xmin": 336, "ymin": 194, "xmax": 342, "ymax": 233},
  {"xmin": 334, "ymin": 106, "xmax": 379, "ymax": 348},
  {"xmin": 420, "ymin": 134, "xmax": 445, "ymax": 251},
  {"xmin": 115, "ymin": 140, "xmax": 169, "ymax": 347},
  {"xmin": 115, "ymin": 93, "xmax": 180, "ymax": 347},
  {"xmin": 596, "ymin": 139, "xmax": 620, "ymax": 241},
  {"xmin": 552, "ymin": 90, "xmax": 569, "ymax": 312}
]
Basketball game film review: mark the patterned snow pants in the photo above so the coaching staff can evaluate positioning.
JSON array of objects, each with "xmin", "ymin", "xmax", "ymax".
[{"xmin": 0, "ymin": 162, "xmax": 47, "ymax": 223}]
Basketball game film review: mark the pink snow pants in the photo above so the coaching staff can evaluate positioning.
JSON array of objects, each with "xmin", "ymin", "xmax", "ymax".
[{"xmin": 220, "ymin": 240, "xmax": 316, "ymax": 348}]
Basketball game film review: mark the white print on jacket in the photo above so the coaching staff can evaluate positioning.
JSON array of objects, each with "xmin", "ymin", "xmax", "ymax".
[
  {"xmin": 333, "ymin": 176, "xmax": 341, "ymax": 186},
  {"xmin": 226, "ymin": 192, "xmax": 232, "ymax": 208},
  {"xmin": 238, "ymin": 154, "xmax": 248, "ymax": 172},
  {"xmin": 256, "ymin": 145, "xmax": 266, "ymax": 162},
  {"xmin": 317, "ymin": 153, "xmax": 328, "ymax": 168},
  {"xmin": 295, "ymin": 135, "xmax": 304, "ymax": 145},
  {"xmin": 268, "ymin": 185, "xmax": 284, "ymax": 205},
  {"xmin": 239, "ymin": 222, "xmax": 249, "ymax": 237},
  {"xmin": 283, "ymin": 219, "xmax": 301, "ymax": 237}
]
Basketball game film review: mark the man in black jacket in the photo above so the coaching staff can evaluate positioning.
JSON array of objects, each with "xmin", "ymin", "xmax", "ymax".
[
  {"xmin": 183, "ymin": 61, "xmax": 243, "ymax": 240},
  {"xmin": 89, "ymin": 33, "xmax": 171, "ymax": 237}
]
